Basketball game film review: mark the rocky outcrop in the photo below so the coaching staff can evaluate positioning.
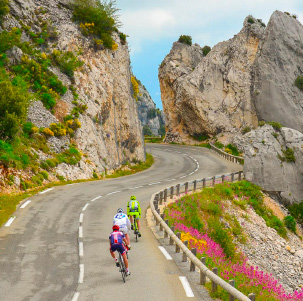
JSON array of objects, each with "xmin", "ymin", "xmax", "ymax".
[
  {"xmin": 137, "ymin": 82, "xmax": 165, "ymax": 136},
  {"xmin": 2, "ymin": 0, "xmax": 145, "ymax": 184},
  {"xmin": 159, "ymin": 11, "xmax": 303, "ymax": 143},
  {"xmin": 234, "ymin": 124, "xmax": 303, "ymax": 204}
]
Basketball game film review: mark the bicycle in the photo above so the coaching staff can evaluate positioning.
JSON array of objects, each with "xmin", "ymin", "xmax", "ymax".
[
  {"xmin": 133, "ymin": 217, "xmax": 139, "ymax": 242},
  {"xmin": 118, "ymin": 252, "xmax": 127, "ymax": 282}
]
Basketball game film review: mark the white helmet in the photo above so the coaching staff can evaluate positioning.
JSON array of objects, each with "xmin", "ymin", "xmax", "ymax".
[{"xmin": 117, "ymin": 208, "xmax": 124, "ymax": 213}]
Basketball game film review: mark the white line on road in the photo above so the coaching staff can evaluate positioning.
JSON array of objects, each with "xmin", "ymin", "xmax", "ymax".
[
  {"xmin": 5, "ymin": 217, "xmax": 16, "ymax": 227},
  {"xmin": 148, "ymin": 182, "xmax": 161, "ymax": 185},
  {"xmin": 197, "ymin": 163, "xmax": 200, "ymax": 168},
  {"xmin": 78, "ymin": 264, "xmax": 84, "ymax": 283},
  {"xmin": 79, "ymin": 242, "xmax": 84, "ymax": 257},
  {"xmin": 40, "ymin": 188, "xmax": 54, "ymax": 194},
  {"xmin": 82, "ymin": 203, "xmax": 89, "ymax": 211},
  {"xmin": 158, "ymin": 246, "xmax": 172, "ymax": 260},
  {"xmin": 129, "ymin": 186, "xmax": 143, "ymax": 190},
  {"xmin": 72, "ymin": 292, "xmax": 80, "ymax": 301},
  {"xmin": 79, "ymin": 213, "xmax": 84, "ymax": 223},
  {"xmin": 179, "ymin": 276, "xmax": 195, "ymax": 297},
  {"xmin": 166, "ymin": 179, "xmax": 176, "ymax": 181},
  {"xmin": 188, "ymin": 172, "xmax": 194, "ymax": 176},
  {"xmin": 107, "ymin": 191, "xmax": 121, "ymax": 195},
  {"xmin": 79, "ymin": 226, "xmax": 83, "ymax": 238},
  {"xmin": 20, "ymin": 200, "xmax": 31, "ymax": 208},
  {"xmin": 91, "ymin": 196, "xmax": 102, "ymax": 202},
  {"xmin": 180, "ymin": 175, "xmax": 187, "ymax": 179}
]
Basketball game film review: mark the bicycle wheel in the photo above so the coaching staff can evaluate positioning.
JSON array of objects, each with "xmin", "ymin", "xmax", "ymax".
[
  {"xmin": 118, "ymin": 252, "xmax": 126, "ymax": 283},
  {"xmin": 134, "ymin": 219, "xmax": 138, "ymax": 242}
]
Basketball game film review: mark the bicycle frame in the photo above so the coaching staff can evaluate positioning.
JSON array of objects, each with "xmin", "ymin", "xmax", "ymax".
[{"xmin": 118, "ymin": 252, "xmax": 127, "ymax": 283}]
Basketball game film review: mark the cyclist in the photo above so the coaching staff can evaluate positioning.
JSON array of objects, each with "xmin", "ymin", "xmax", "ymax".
[
  {"xmin": 113, "ymin": 208, "xmax": 131, "ymax": 248},
  {"xmin": 109, "ymin": 224, "xmax": 130, "ymax": 276},
  {"xmin": 127, "ymin": 196, "xmax": 141, "ymax": 237}
]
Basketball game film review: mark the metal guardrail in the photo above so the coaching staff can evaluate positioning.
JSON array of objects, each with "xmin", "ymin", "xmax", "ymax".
[
  {"xmin": 209, "ymin": 143, "xmax": 244, "ymax": 165},
  {"xmin": 150, "ymin": 171, "xmax": 256, "ymax": 301}
]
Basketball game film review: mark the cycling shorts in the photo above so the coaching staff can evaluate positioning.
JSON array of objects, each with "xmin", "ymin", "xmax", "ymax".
[
  {"xmin": 118, "ymin": 225, "xmax": 128, "ymax": 235},
  {"xmin": 128, "ymin": 211, "xmax": 140, "ymax": 220},
  {"xmin": 110, "ymin": 243, "xmax": 126, "ymax": 255}
]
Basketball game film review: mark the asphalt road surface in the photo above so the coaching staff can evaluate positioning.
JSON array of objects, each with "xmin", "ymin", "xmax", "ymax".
[{"xmin": 0, "ymin": 144, "xmax": 242, "ymax": 301}]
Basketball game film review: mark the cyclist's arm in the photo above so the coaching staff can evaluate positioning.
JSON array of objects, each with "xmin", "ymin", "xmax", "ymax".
[{"xmin": 138, "ymin": 202, "xmax": 141, "ymax": 216}]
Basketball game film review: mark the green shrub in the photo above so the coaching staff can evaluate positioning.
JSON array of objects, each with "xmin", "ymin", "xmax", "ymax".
[
  {"xmin": 40, "ymin": 161, "xmax": 49, "ymax": 170},
  {"xmin": 268, "ymin": 121, "xmax": 282, "ymax": 131},
  {"xmin": 288, "ymin": 203, "xmax": 303, "ymax": 223},
  {"xmin": 0, "ymin": 80, "xmax": 31, "ymax": 140},
  {"xmin": 247, "ymin": 17, "xmax": 255, "ymax": 24},
  {"xmin": 146, "ymin": 108, "xmax": 157, "ymax": 120},
  {"xmin": 178, "ymin": 35, "xmax": 192, "ymax": 46},
  {"xmin": 143, "ymin": 125, "xmax": 153, "ymax": 136},
  {"xmin": 284, "ymin": 215, "xmax": 296, "ymax": 233},
  {"xmin": 202, "ymin": 45, "xmax": 211, "ymax": 56},
  {"xmin": 225, "ymin": 144, "xmax": 240, "ymax": 156},
  {"xmin": 72, "ymin": 0, "xmax": 120, "ymax": 49},
  {"xmin": 93, "ymin": 172, "xmax": 98, "ymax": 179},
  {"xmin": 46, "ymin": 158, "xmax": 58, "ymax": 168},
  {"xmin": 295, "ymin": 75, "xmax": 303, "ymax": 91},
  {"xmin": 282, "ymin": 147, "xmax": 295, "ymax": 163},
  {"xmin": 0, "ymin": 0, "xmax": 9, "ymax": 25},
  {"xmin": 0, "ymin": 28, "xmax": 22, "ymax": 53},
  {"xmin": 119, "ymin": 32, "xmax": 127, "ymax": 45},
  {"xmin": 214, "ymin": 141, "xmax": 224, "ymax": 149},
  {"xmin": 158, "ymin": 124, "xmax": 165, "ymax": 137},
  {"xmin": 41, "ymin": 93, "xmax": 56, "ymax": 109},
  {"xmin": 242, "ymin": 126, "xmax": 251, "ymax": 134},
  {"xmin": 56, "ymin": 146, "xmax": 81, "ymax": 165},
  {"xmin": 191, "ymin": 133, "xmax": 209, "ymax": 142},
  {"xmin": 258, "ymin": 120, "xmax": 266, "ymax": 127},
  {"xmin": 40, "ymin": 170, "xmax": 49, "ymax": 180}
]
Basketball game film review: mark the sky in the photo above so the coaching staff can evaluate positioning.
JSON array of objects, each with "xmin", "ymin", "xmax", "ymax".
[{"xmin": 115, "ymin": 0, "xmax": 303, "ymax": 110}]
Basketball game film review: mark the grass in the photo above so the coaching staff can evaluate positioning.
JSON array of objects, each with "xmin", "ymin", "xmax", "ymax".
[{"xmin": 0, "ymin": 153, "xmax": 154, "ymax": 227}]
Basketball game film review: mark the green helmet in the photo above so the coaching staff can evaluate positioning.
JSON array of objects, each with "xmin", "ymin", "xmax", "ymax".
[{"xmin": 130, "ymin": 195, "xmax": 136, "ymax": 200}]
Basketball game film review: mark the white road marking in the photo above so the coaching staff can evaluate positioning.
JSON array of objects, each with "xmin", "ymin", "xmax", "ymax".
[
  {"xmin": 40, "ymin": 188, "xmax": 53, "ymax": 194},
  {"xmin": 79, "ymin": 242, "xmax": 84, "ymax": 257},
  {"xmin": 158, "ymin": 246, "xmax": 172, "ymax": 260},
  {"xmin": 20, "ymin": 200, "xmax": 31, "ymax": 208},
  {"xmin": 129, "ymin": 186, "xmax": 143, "ymax": 190},
  {"xmin": 72, "ymin": 292, "xmax": 80, "ymax": 301},
  {"xmin": 180, "ymin": 175, "xmax": 187, "ymax": 179},
  {"xmin": 78, "ymin": 264, "xmax": 84, "ymax": 283},
  {"xmin": 179, "ymin": 276, "xmax": 195, "ymax": 297},
  {"xmin": 166, "ymin": 179, "xmax": 176, "ymax": 181},
  {"xmin": 91, "ymin": 196, "xmax": 102, "ymax": 202},
  {"xmin": 107, "ymin": 191, "xmax": 121, "ymax": 195},
  {"xmin": 82, "ymin": 203, "xmax": 89, "ymax": 211},
  {"xmin": 148, "ymin": 182, "xmax": 161, "ymax": 185},
  {"xmin": 79, "ymin": 213, "xmax": 84, "ymax": 223},
  {"xmin": 197, "ymin": 163, "xmax": 200, "ymax": 168},
  {"xmin": 79, "ymin": 226, "xmax": 83, "ymax": 238},
  {"xmin": 5, "ymin": 217, "xmax": 16, "ymax": 227},
  {"xmin": 188, "ymin": 172, "xmax": 194, "ymax": 176}
]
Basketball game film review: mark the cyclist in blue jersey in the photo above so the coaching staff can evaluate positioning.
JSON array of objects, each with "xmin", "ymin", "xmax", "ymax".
[
  {"xmin": 113, "ymin": 208, "xmax": 131, "ymax": 248},
  {"xmin": 109, "ymin": 224, "xmax": 130, "ymax": 276}
]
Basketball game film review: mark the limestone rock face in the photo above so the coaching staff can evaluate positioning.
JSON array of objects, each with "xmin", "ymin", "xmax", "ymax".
[
  {"xmin": 234, "ymin": 124, "xmax": 303, "ymax": 204},
  {"xmin": 253, "ymin": 11, "xmax": 303, "ymax": 132},
  {"xmin": 159, "ymin": 11, "xmax": 303, "ymax": 143},
  {"xmin": 3, "ymin": 0, "xmax": 145, "ymax": 180},
  {"xmin": 137, "ymin": 83, "xmax": 165, "ymax": 136}
]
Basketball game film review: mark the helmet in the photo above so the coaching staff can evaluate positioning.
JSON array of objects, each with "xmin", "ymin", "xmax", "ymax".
[
  {"xmin": 130, "ymin": 196, "xmax": 136, "ymax": 200},
  {"xmin": 117, "ymin": 208, "xmax": 124, "ymax": 213},
  {"xmin": 113, "ymin": 224, "xmax": 119, "ymax": 231}
]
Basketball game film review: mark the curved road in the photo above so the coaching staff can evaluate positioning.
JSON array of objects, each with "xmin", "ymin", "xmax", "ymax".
[{"xmin": 0, "ymin": 144, "xmax": 242, "ymax": 301}]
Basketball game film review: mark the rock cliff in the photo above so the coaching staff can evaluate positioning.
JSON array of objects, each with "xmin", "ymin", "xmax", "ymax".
[
  {"xmin": 137, "ymin": 81, "xmax": 165, "ymax": 136},
  {"xmin": 0, "ymin": 0, "xmax": 145, "ymax": 192},
  {"xmin": 159, "ymin": 11, "xmax": 303, "ymax": 143}
]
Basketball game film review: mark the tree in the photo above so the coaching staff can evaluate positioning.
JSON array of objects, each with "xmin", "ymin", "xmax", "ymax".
[
  {"xmin": 178, "ymin": 35, "xmax": 192, "ymax": 46},
  {"xmin": 143, "ymin": 125, "xmax": 153, "ymax": 136}
]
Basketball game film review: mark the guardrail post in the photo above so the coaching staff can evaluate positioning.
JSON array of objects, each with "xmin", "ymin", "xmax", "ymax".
[
  {"xmin": 212, "ymin": 176, "xmax": 215, "ymax": 186},
  {"xmin": 248, "ymin": 293, "xmax": 255, "ymax": 301},
  {"xmin": 185, "ymin": 182, "xmax": 188, "ymax": 193},
  {"xmin": 159, "ymin": 214, "xmax": 164, "ymax": 231},
  {"xmin": 200, "ymin": 257, "xmax": 206, "ymax": 285},
  {"xmin": 159, "ymin": 191, "xmax": 163, "ymax": 205},
  {"xmin": 170, "ymin": 186, "xmax": 174, "ymax": 199},
  {"xmin": 222, "ymin": 175, "xmax": 225, "ymax": 183},
  {"xmin": 212, "ymin": 267, "xmax": 218, "ymax": 292},
  {"xmin": 239, "ymin": 171, "xmax": 242, "ymax": 181},
  {"xmin": 155, "ymin": 194, "xmax": 159, "ymax": 202},
  {"xmin": 182, "ymin": 241, "xmax": 188, "ymax": 262},
  {"xmin": 229, "ymin": 279, "xmax": 235, "ymax": 301},
  {"xmin": 203, "ymin": 178, "xmax": 206, "ymax": 188},
  {"xmin": 177, "ymin": 184, "xmax": 180, "ymax": 196},
  {"xmin": 164, "ymin": 219, "xmax": 169, "ymax": 238},
  {"xmin": 176, "ymin": 233, "xmax": 181, "ymax": 253},
  {"xmin": 155, "ymin": 209, "xmax": 160, "ymax": 225},
  {"xmin": 153, "ymin": 200, "xmax": 158, "ymax": 211},
  {"xmin": 190, "ymin": 248, "xmax": 196, "ymax": 271},
  {"xmin": 193, "ymin": 180, "xmax": 197, "ymax": 191},
  {"xmin": 231, "ymin": 173, "xmax": 234, "ymax": 182},
  {"xmin": 164, "ymin": 189, "xmax": 168, "ymax": 202},
  {"xmin": 169, "ymin": 226, "xmax": 175, "ymax": 245}
]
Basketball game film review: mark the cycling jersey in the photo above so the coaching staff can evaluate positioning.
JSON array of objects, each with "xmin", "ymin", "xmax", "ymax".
[
  {"xmin": 109, "ymin": 231, "xmax": 126, "ymax": 255},
  {"xmin": 113, "ymin": 213, "xmax": 131, "ymax": 231},
  {"xmin": 127, "ymin": 200, "xmax": 141, "ymax": 217}
]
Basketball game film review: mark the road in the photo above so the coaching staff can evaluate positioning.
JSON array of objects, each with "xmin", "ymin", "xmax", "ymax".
[{"xmin": 0, "ymin": 144, "xmax": 242, "ymax": 301}]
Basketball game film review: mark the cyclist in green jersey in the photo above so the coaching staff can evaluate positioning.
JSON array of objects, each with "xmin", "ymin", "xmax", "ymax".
[{"xmin": 127, "ymin": 196, "xmax": 141, "ymax": 237}]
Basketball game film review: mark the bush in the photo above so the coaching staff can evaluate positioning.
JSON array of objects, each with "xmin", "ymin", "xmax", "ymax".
[
  {"xmin": 225, "ymin": 144, "xmax": 240, "ymax": 156},
  {"xmin": 178, "ymin": 35, "xmax": 192, "ymax": 46},
  {"xmin": 0, "ymin": 80, "xmax": 31, "ymax": 140},
  {"xmin": 202, "ymin": 45, "xmax": 211, "ymax": 56},
  {"xmin": 242, "ymin": 126, "xmax": 251, "ymax": 134},
  {"xmin": 282, "ymin": 147, "xmax": 295, "ymax": 163},
  {"xmin": 146, "ymin": 108, "xmax": 157, "ymax": 120},
  {"xmin": 288, "ymin": 203, "xmax": 303, "ymax": 223},
  {"xmin": 0, "ymin": 28, "xmax": 21, "ymax": 53},
  {"xmin": 0, "ymin": 0, "xmax": 9, "ymax": 25},
  {"xmin": 295, "ymin": 75, "xmax": 303, "ymax": 91},
  {"xmin": 50, "ymin": 123, "xmax": 66, "ymax": 136},
  {"xmin": 284, "ymin": 215, "xmax": 296, "ymax": 233},
  {"xmin": 143, "ymin": 125, "xmax": 153, "ymax": 136},
  {"xmin": 192, "ymin": 133, "xmax": 209, "ymax": 142},
  {"xmin": 258, "ymin": 120, "xmax": 266, "ymax": 127},
  {"xmin": 72, "ymin": 0, "xmax": 120, "ymax": 49},
  {"xmin": 93, "ymin": 172, "xmax": 98, "ymax": 179},
  {"xmin": 131, "ymin": 76, "xmax": 139, "ymax": 100},
  {"xmin": 268, "ymin": 121, "xmax": 282, "ymax": 131},
  {"xmin": 158, "ymin": 124, "xmax": 165, "ymax": 137},
  {"xmin": 41, "ymin": 93, "xmax": 56, "ymax": 109},
  {"xmin": 247, "ymin": 17, "xmax": 255, "ymax": 24},
  {"xmin": 214, "ymin": 141, "xmax": 224, "ymax": 149}
]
